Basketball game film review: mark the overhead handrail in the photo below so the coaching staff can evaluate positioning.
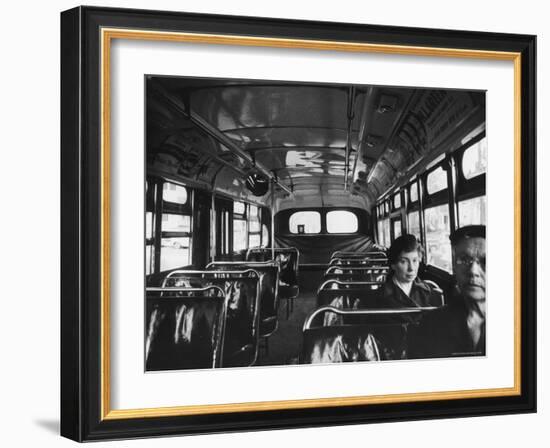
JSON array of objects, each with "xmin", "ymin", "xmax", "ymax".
[
  {"xmin": 331, "ymin": 250, "xmax": 387, "ymax": 259},
  {"xmin": 317, "ymin": 279, "xmax": 384, "ymax": 293},
  {"xmin": 163, "ymin": 269, "xmax": 259, "ymax": 285},
  {"xmin": 246, "ymin": 246, "xmax": 299, "ymax": 259},
  {"xmin": 329, "ymin": 257, "xmax": 388, "ymax": 266},
  {"xmin": 207, "ymin": 260, "xmax": 279, "ymax": 267},
  {"xmin": 303, "ymin": 306, "xmax": 438, "ymax": 331},
  {"xmin": 146, "ymin": 285, "xmax": 225, "ymax": 296},
  {"xmin": 325, "ymin": 265, "xmax": 389, "ymax": 275}
]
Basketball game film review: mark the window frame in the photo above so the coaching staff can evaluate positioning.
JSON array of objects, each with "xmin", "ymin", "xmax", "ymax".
[
  {"xmin": 145, "ymin": 179, "xmax": 158, "ymax": 276},
  {"xmin": 159, "ymin": 181, "xmax": 193, "ymax": 272},
  {"xmin": 146, "ymin": 178, "xmax": 194, "ymax": 275},
  {"xmin": 391, "ymin": 216, "xmax": 402, "ymax": 241},
  {"xmin": 277, "ymin": 207, "xmax": 365, "ymax": 236},
  {"xmin": 247, "ymin": 203, "xmax": 262, "ymax": 248},
  {"xmin": 392, "ymin": 191, "xmax": 401, "ymax": 210},
  {"xmin": 372, "ymin": 133, "xmax": 487, "ymax": 276},
  {"xmin": 288, "ymin": 210, "xmax": 322, "ymax": 235},
  {"xmin": 326, "ymin": 210, "xmax": 359, "ymax": 234},
  {"xmin": 455, "ymin": 133, "xmax": 487, "ymax": 202},
  {"xmin": 232, "ymin": 200, "xmax": 249, "ymax": 253}
]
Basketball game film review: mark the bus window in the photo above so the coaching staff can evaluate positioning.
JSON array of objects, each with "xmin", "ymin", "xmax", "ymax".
[
  {"xmin": 377, "ymin": 220, "xmax": 383, "ymax": 246},
  {"xmin": 249, "ymin": 205, "xmax": 259, "ymax": 231},
  {"xmin": 160, "ymin": 182, "xmax": 192, "ymax": 271},
  {"xmin": 261, "ymin": 223, "xmax": 269, "ymax": 247},
  {"xmin": 145, "ymin": 245, "xmax": 155, "ymax": 275},
  {"xmin": 248, "ymin": 204, "xmax": 261, "ymax": 248},
  {"xmin": 393, "ymin": 192, "xmax": 401, "ymax": 209},
  {"xmin": 233, "ymin": 201, "xmax": 247, "ymax": 252},
  {"xmin": 249, "ymin": 234, "xmax": 261, "ymax": 248},
  {"xmin": 459, "ymin": 196, "xmax": 487, "ymax": 226},
  {"xmin": 427, "ymin": 166, "xmax": 447, "ymax": 194},
  {"xmin": 424, "ymin": 204, "xmax": 452, "ymax": 272},
  {"xmin": 377, "ymin": 217, "xmax": 390, "ymax": 248},
  {"xmin": 462, "ymin": 138, "xmax": 487, "ymax": 179},
  {"xmin": 234, "ymin": 220, "xmax": 247, "ymax": 251},
  {"xmin": 162, "ymin": 214, "xmax": 190, "ymax": 232},
  {"xmin": 145, "ymin": 209, "xmax": 154, "ymax": 275},
  {"xmin": 289, "ymin": 211, "xmax": 321, "ymax": 234},
  {"xmin": 392, "ymin": 219, "xmax": 402, "ymax": 240},
  {"xmin": 407, "ymin": 210, "xmax": 421, "ymax": 240},
  {"xmin": 162, "ymin": 182, "xmax": 187, "ymax": 204},
  {"xmin": 326, "ymin": 210, "xmax": 358, "ymax": 233},
  {"xmin": 145, "ymin": 180, "xmax": 157, "ymax": 275},
  {"xmin": 234, "ymin": 200, "xmax": 246, "ymax": 215},
  {"xmin": 409, "ymin": 182, "xmax": 418, "ymax": 203},
  {"xmin": 458, "ymin": 137, "xmax": 487, "ymax": 227},
  {"xmin": 160, "ymin": 214, "xmax": 191, "ymax": 271},
  {"xmin": 146, "ymin": 212, "xmax": 154, "ymax": 239}
]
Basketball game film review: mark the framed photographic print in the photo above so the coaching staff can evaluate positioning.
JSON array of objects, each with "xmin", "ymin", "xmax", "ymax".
[{"xmin": 60, "ymin": 6, "xmax": 536, "ymax": 442}]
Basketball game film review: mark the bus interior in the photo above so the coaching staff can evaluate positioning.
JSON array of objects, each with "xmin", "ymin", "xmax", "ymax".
[{"xmin": 144, "ymin": 76, "xmax": 487, "ymax": 370}]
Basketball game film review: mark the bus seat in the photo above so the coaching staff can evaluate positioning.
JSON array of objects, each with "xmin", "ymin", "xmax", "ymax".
[
  {"xmin": 246, "ymin": 247, "xmax": 300, "ymax": 317},
  {"xmin": 303, "ymin": 327, "xmax": 381, "ymax": 363},
  {"xmin": 317, "ymin": 280, "xmax": 383, "ymax": 308},
  {"xmin": 423, "ymin": 279, "xmax": 446, "ymax": 307},
  {"xmin": 145, "ymin": 286, "xmax": 226, "ymax": 371},
  {"xmin": 329, "ymin": 257, "xmax": 388, "ymax": 267},
  {"xmin": 331, "ymin": 249, "xmax": 387, "ymax": 259},
  {"xmin": 324, "ymin": 266, "xmax": 389, "ymax": 282},
  {"xmin": 301, "ymin": 307, "xmax": 437, "ymax": 363},
  {"xmin": 162, "ymin": 270, "xmax": 262, "ymax": 367},
  {"xmin": 207, "ymin": 261, "xmax": 280, "ymax": 338}
]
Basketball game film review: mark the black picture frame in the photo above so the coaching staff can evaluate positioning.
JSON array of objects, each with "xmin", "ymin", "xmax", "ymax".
[{"xmin": 61, "ymin": 5, "xmax": 536, "ymax": 442}]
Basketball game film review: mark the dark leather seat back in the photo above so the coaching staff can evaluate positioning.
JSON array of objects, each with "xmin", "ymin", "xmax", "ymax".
[
  {"xmin": 317, "ymin": 280, "xmax": 383, "ymax": 308},
  {"xmin": 329, "ymin": 258, "xmax": 388, "ymax": 267},
  {"xmin": 324, "ymin": 266, "xmax": 389, "ymax": 282},
  {"xmin": 317, "ymin": 287, "xmax": 382, "ymax": 309},
  {"xmin": 301, "ymin": 307, "xmax": 436, "ymax": 363},
  {"xmin": 162, "ymin": 270, "xmax": 262, "ymax": 367},
  {"xmin": 145, "ymin": 286, "xmax": 226, "ymax": 371},
  {"xmin": 246, "ymin": 247, "xmax": 299, "ymax": 289},
  {"xmin": 301, "ymin": 324, "xmax": 409, "ymax": 363},
  {"xmin": 208, "ymin": 261, "xmax": 280, "ymax": 337},
  {"xmin": 331, "ymin": 250, "xmax": 387, "ymax": 259}
]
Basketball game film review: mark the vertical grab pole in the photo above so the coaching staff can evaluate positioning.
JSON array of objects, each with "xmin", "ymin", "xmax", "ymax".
[
  {"xmin": 271, "ymin": 179, "xmax": 276, "ymax": 260},
  {"xmin": 211, "ymin": 191, "xmax": 216, "ymax": 263}
]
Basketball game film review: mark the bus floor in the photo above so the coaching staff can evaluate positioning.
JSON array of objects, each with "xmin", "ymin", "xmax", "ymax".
[{"xmin": 256, "ymin": 292, "xmax": 317, "ymax": 367}]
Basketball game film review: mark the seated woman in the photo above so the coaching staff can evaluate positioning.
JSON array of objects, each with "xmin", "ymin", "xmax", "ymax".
[{"xmin": 379, "ymin": 234, "xmax": 442, "ymax": 309}]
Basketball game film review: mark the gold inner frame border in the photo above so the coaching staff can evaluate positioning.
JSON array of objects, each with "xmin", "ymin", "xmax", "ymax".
[{"xmin": 99, "ymin": 27, "xmax": 522, "ymax": 421}]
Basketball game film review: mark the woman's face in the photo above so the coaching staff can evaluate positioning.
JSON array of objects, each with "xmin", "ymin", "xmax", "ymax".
[{"xmin": 391, "ymin": 250, "xmax": 421, "ymax": 283}]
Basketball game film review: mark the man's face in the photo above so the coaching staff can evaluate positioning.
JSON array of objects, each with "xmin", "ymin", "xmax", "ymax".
[{"xmin": 452, "ymin": 236, "xmax": 486, "ymax": 301}]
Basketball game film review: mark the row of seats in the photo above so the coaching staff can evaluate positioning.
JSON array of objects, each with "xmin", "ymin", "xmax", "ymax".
[
  {"xmin": 145, "ymin": 247, "xmax": 300, "ymax": 371},
  {"xmin": 318, "ymin": 250, "xmax": 390, "ymax": 309},
  {"xmin": 246, "ymin": 247, "xmax": 300, "ymax": 318},
  {"xmin": 146, "ymin": 284, "xmax": 228, "ymax": 370},
  {"xmin": 301, "ymin": 306, "xmax": 437, "ymax": 362},
  {"xmin": 302, "ymin": 249, "xmax": 434, "ymax": 363}
]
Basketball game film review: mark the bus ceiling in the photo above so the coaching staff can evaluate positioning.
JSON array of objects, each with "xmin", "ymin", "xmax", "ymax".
[{"xmin": 146, "ymin": 76, "xmax": 485, "ymax": 213}]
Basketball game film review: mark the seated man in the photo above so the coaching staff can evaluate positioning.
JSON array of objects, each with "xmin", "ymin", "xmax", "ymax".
[{"xmin": 409, "ymin": 225, "xmax": 486, "ymax": 359}]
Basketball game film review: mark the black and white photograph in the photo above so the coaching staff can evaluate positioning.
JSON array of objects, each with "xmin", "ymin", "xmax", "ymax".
[{"xmin": 144, "ymin": 76, "xmax": 487, "ymax": 371}]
